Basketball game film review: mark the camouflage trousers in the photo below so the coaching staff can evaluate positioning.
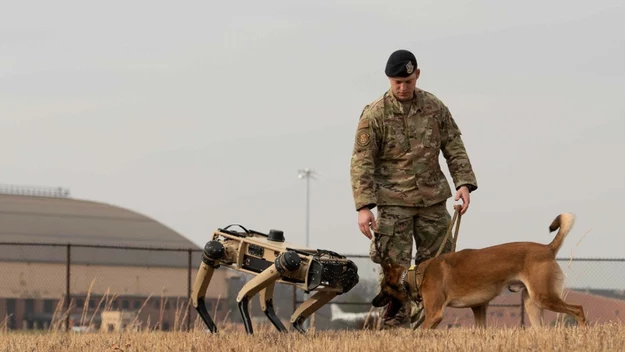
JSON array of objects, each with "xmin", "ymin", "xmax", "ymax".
[{"xmin": 369, "ymin": 200, "xmax": 454, "ymax": 328}]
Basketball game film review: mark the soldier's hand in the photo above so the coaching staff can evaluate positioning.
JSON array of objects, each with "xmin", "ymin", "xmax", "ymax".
[
  {"xmin": 358, "ymin": 209, "xmax": 376, "ymax": 239},
  {"xmin": 454, "ymin": 186, "xmax": 470, "ymax": 214}
]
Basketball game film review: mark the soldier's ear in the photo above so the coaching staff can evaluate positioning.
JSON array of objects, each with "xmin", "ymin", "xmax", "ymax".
[{"xmin": 371, "ymin": 291, "xmax": 392, "ymax": 307}]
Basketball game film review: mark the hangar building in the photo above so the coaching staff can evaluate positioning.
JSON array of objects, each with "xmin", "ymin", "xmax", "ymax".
[{"xmin": 0, "ymin": 185, "xmax": 233, "ymax": 331}]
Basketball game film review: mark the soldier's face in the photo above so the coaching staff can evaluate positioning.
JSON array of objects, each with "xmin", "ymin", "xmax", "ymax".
[{"xmin": 388, "ymin": 70, "xmax": 419, "ymax": 101}]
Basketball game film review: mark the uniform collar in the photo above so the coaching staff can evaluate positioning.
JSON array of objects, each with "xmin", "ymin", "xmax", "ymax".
[{"xmin": 385, "ymin": 88, "xmax": 424, "ymax": 115}]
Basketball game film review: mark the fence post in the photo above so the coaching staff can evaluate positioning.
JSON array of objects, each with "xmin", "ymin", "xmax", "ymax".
[
  {"xmin": 187, "ymin": 249, "xmax": 192, "ymax": 331},
  {"xmin": 65, "ymin": 243, "xmax": 71, "ymax": 332}
]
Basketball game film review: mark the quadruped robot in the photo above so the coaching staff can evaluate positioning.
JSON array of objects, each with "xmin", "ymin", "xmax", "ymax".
[{"xmin": 191, "ymin": 224, "xmax": 360, "ymax": 334}]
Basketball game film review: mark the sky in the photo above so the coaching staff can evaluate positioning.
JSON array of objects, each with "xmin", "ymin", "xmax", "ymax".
[{"xmin": 2, "ymin": 0, "xmax": 625, "ymax": 273}]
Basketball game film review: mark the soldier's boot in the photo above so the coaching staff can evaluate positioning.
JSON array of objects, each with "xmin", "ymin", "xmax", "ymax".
[
  {"xmin": 410, "ymin": 300, "xmax": 426, "ymax": 329},
  {"xmin": 380, "ymin": 299, "xmax": 411, "ymax": 330},
  {"xmin": 410, "ymin": 252, "xmax": 430, "ymax": 330}
]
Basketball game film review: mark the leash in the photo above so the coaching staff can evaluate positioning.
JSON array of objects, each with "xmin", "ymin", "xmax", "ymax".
[
  {"xmin": 434, "ymin": 204, "xmax": 462, "ymax": 257},
  {"xmin": 404, "ymin": 204, "xmax": 463, "ymax": 326},
  {"xmin": 407, "ymin": 204, "xmax": 463, "ymax": 292}
]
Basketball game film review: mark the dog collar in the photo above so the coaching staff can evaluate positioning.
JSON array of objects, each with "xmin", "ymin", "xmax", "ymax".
[
  {"xmin": 399, "ymin": 265, "xmax": 416, "ymax": 285},
  {"xmin": 400, "ymin": 269, "xmax": 408, "ymax": 285},
  {"xmin": 404, "ymin": 264, "xmax": 422, "ymax": 303}
]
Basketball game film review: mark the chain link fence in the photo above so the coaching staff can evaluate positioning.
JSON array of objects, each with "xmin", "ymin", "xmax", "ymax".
[
  {"xmin": 1, "ymin": 243, "xmax": 623, "ymax": 332},
  {"xmin": 0, "ymin": 243, "xmax": 210, "ymax": 332}
]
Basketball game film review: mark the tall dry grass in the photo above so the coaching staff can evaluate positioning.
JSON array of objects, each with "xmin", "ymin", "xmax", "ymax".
[
  {"xmin": 19, "ymin": 280, "xmax": 216, "ymax": 333},
  {"xmin": 0, "ymin": 323, "xmax": 623, "ymax": 352}
]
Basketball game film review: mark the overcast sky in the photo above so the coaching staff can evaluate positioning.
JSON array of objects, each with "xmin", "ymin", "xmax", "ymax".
[{"xmin": 2, "ymin": 0, "xmax": 624, "ymax": 274}]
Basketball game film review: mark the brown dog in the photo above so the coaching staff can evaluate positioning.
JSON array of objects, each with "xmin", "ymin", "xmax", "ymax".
[{"xmin": 371, "ymin": 212, "xmax": 586, "ymax": 329}]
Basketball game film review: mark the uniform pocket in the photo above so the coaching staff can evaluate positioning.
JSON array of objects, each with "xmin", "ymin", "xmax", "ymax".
[
  {"xmin": 370, "ymin": 217, "xmax": 412, "ymax": 265},
  {"xmin": 383, "ymin": 118, "xmax": 411, "ymax": 156},
  {"xmin": 424, "ymin": 127, "xmax": 440, "ymax": 149},
  {"xmin": 370, "ymin": 218, "xmax": 394, "ymax": 264},
  {"xmin": 374, "ymin": 217, "xmax": 395, "ymax": 236}
]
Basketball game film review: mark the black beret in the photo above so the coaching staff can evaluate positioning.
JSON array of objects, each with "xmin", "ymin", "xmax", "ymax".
[{"xmin": 385, "ymin": 49, "xmax": 417, "ymax": 77}]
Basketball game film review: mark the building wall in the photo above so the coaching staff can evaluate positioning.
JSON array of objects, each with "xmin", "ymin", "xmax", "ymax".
[
  {"xmin": 0, "ymin": 295, "xmax": 230, "ymax": 331},
  {"xmin": 0, "ymin": 261, "xmax": 228, "ymax": 299},
  {"xmin": 0, "ymin": 261, "xmax": 232, "ymax": 330}
]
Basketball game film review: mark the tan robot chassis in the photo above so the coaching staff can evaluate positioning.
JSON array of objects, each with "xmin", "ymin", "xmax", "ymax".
[{"xmin": 191, "ymin": 224, "xmax": 360, "ymax": 334}]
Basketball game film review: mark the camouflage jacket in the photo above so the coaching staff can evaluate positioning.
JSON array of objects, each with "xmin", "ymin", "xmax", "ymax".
[{"xmin": 350, "ymin": 88, "xmax": 478, "ymax": 211}]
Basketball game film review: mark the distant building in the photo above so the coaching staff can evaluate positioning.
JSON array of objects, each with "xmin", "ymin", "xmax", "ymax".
[{"xmin": 0, "ymin": 186, "xmax": 234, "ymax": 331}]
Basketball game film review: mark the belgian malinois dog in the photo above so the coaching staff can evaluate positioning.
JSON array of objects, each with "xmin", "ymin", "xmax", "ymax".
[{"xmin": 371, "ymin": 213, "xmax": 586, "ymax": 329}]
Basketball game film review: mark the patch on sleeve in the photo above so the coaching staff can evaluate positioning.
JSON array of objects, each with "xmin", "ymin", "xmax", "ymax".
[{"xmin": 357, "ymin": 131, "xmax": 371, "ymax": 146}]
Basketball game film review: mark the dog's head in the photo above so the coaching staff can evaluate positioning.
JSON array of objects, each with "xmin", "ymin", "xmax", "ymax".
[{"xmin": 371, "ymin": 261, "xmax": 416, "ymax": 308}]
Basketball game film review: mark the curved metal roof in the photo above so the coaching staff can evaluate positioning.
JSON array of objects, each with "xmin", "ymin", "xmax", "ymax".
[
  {"xmin": 0, "ymin": 193, "xmax": 203, "ymax": 268},
  {"xmin": 0, "ymin": 193, "xmax": 198, "ymax": 249}
]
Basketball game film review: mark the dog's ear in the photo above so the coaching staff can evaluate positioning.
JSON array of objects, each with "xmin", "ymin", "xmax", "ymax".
[
  {"xmin": 371, "ymin": 291, "xmax": 392, "ymax": 307},
  {"xmin": 385, "ymin": 264, "xmax": 406, "ymax": 286},
  {"xmin": 389, "ymin": 260, "xmax": 402, "ymax": 269},
  {"xmin": 380, "ymin": 260, "xmax": 402, "ymax": 276},
  {"xmin": 380, "ymin": 261, "xmax": 393, "ymax": 273}
]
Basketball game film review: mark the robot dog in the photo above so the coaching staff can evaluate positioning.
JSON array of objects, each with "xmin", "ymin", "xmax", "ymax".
[{"xmin": 191, "ymin": 224, "xmax": 359, "ymax": 334}]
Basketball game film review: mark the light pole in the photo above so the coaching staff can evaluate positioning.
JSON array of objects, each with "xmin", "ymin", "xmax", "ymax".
[
  {"xmin": 296, "ymin": 168, "xmax": 318, "ymax": 329},
  {"xmin": 297, "ymin": 168, "xmax": 318, "ymax": 248}
]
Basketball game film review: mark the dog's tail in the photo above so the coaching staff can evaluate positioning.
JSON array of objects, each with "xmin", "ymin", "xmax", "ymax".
[{"xmin": 548, "ymin": 213, "xmax": 576, "ymax": 254}]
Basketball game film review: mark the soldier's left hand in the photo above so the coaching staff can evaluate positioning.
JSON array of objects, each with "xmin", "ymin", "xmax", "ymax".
[{"xmin": 454, "ymin": 186, "xmax": 470, "ymax": 214}]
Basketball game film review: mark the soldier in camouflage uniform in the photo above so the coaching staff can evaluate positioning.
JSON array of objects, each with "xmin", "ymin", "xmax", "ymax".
[{"xmin": 350, "ymin": 49, "xmax": 478, "ymax": 329}]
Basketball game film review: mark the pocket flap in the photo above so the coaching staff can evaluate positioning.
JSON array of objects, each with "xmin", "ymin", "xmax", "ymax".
[{"xmin": 374, "ymin": 218, "xmax": 394, "ymax": 236}]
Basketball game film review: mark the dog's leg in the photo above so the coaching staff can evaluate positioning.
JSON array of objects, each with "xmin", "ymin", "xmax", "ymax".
[
  {"xmin": 538, "ymin": 296, "xmax": 586, "ymax": 327},
  {"xmin": 420, "ymin": 310, "xmax": 444, "ymax": 329},
  {"xmin": 419, "ymin": 296, "xmax": 446, "ymax": 329},
  {"xmin": 526, "ymin": 263, "xmax": 587, "ymax": 327},
  {"xmin": 470, "ymin": 304, "xmax": 488, "ymax": 329},
  {"xmin": 522, "ymin": 289, "xmax": 544, "ymax": 327}
]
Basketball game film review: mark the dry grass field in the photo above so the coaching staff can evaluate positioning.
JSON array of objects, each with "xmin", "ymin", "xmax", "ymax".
[{"xmin": 1, "ymin": 323, "xmax": 623, "ymax": 352}]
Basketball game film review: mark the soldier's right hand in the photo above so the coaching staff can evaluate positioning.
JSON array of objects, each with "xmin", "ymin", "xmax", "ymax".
[{"xmin": 358, "ymin": 208, "xmax": 377, "ymax": 239}]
